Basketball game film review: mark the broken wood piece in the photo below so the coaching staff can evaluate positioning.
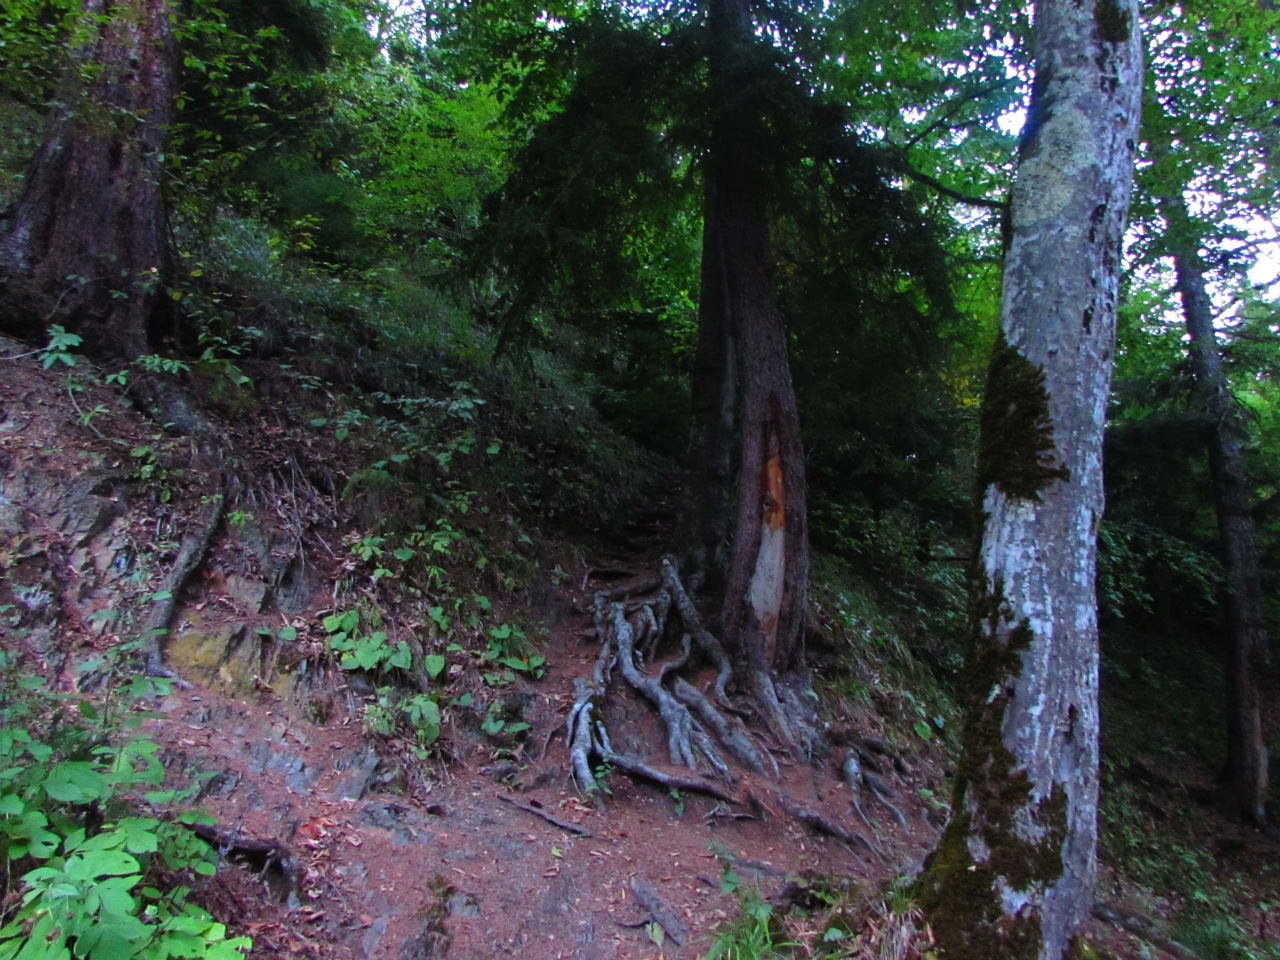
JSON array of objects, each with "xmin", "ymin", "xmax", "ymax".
[
  {"xmin": 629, "ymin": 877, "xmax": 688, "ymax": 946},
  {"xmin": 188, "ymin": 822, "xmax": 300, "ymax": 899}
]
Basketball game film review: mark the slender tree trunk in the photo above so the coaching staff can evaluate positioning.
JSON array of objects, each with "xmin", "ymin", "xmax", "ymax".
[
  {"xmin": 1166, "ymin": 199, "xmax": 1271, "ymax": 826},
  {"xmin": 917, "ymin": 1, "xmax": 1141, "ymax": 957},
  {"xmin": 681, "ymin": 0, "xmax": 811, "ymax": 742},
  {"xmin": 0, "ymin": 0, "xmax": 177, "ymax": 361}
]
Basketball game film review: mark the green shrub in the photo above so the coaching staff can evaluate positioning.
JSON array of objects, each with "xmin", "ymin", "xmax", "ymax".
[{"xmin": 0, "ymin": 650, "xmax": 251, "ymax": 960}]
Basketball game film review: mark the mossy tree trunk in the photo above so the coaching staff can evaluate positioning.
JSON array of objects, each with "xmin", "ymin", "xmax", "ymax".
[
  {"xmin": 0, "ymin": 0, "xmax": 177, "ymax": 362},
  {"xmin": 917, "ymin": 1, "xmax": 1142, "ymax": 957},
  {"xmin": 1165, "ymin": 196, "xmax": 1271, "ymax": 826},
  {"xmin": 679, "ymin": 0, "xmax": 811, "ymax": 744}
]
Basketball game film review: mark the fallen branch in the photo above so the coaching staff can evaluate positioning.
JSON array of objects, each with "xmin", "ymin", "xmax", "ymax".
[
  {"xmin": 630, "ymin": 877, "xmax": 688, "ymax": 946},
  {"xmin": 497, "ymin": 794, "xmax": 595, "ymax": 837}
]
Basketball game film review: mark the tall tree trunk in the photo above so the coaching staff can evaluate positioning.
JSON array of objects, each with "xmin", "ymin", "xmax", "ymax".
[
  {"xmin": 1166, "ymin": 198, "xmax": 1271, "ymax": 826},
  {"xmin": 679, "ymin": 180, "xmax": 737, "ymax": 583},
  {"xmin": 682, "ymin": 0, "xmax": 811, "ymax": 743},
  {"xmin": 917, "ymin": 1, "xmax": 1141, "ymax": 957},
  {"xmin": 0, "ymin": 0, "xmax": 177, "ymax": 362}
]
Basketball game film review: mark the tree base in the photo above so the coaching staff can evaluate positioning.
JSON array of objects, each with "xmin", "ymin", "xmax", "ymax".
[{"xmin": 563, "ymin": 558, "xmax": 874, "ymax": 852}]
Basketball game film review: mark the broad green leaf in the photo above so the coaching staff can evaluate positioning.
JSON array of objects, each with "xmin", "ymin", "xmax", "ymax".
[{"xmin": 388, "ymin": 642, "xmax": 412, "ymax": 670}]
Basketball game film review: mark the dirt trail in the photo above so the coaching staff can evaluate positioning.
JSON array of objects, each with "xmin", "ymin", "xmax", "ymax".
[
  {"xmin": 154, "ymin": 547, "xmax": 940, "ymax": 959},
  {"xmin": 0, "ymin": 342, "xmax": 937, "ymax": 957}
]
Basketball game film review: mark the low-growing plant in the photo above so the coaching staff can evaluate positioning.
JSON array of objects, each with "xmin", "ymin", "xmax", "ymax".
[
  {"xmin": 322, "ymin": 609, "xmax": 412, "ymax": 672},
  {"xmin": 41, "ymin": 325, "xmax": 82, "ymax": 369},
  {"xmin": 0, "ymin": 648, "xmax": 251, "ymax": 959},
  {"xmin": 704, "ymin": 888, "xmax": 795, "ymax": 960}
]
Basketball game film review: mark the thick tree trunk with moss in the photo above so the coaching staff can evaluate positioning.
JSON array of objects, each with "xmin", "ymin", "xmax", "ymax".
[
  {"xmin": 679, "ymin": 0, "xmax": 811, "ymax": 744},
  {"xmin": 1166, "ymin": 200, "xmax": 1271, "ymax": 826},
  {"xmin": 917, "ymin": 1, "xmax": 1141, "ymax": 958},
  {"xmin": 0, "ymin": 0, "xmax": 176, "ymax": 361}
]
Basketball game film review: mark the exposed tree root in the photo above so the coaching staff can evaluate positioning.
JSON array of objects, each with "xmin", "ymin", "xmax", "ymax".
[
  {"xmin": 566, "ymin": 559, "xmax": 773, "ymax": 806},
  {"xmin": 564, "ymin": 556, "xmax": 888, "ymax": 863},
  {"xmin": 659, "ymin": 557, "xmax": 731, "ymax": 702},
  {"xmin": 140, "ymin": 474, "xmax": 226, "ymax": 678},
  {"xmin": 1093, "ymin": 902, "xmax": 1196, "ymax": 960},
  {"xmin": 844, "ymin": 750, "xmax": 908, "ymax": 832},
  {"xmin": 842, "ymin": 754, "xmax": 889, "ymax": 861},
  {"xmin": 776, "ymin": 793, "xmax": 875, "ymax": 858},
  {"xmin": 596, "ymin": 724, "xmax": 738, "ymax": 803},
  {"xmin": 497, "ymin": 793, "xmax": 596, "ymax": 837}
]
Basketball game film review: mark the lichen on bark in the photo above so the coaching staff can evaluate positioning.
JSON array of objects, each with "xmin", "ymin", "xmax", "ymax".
[
  {"xmin": 976, "ymin": 333, "xmax": 1069, "ymax": 501},
  {"xmin": 916, "ymin": 587, "xmax": 1071, "ymax": 960}
]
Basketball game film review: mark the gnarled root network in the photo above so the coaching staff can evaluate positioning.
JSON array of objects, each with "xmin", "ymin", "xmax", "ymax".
[
  {"xmin": 562, "ymin": 558, "xmax": 881, "ymax": 858},
  {"xmin": 565, "ymin": 559, "xmax": 769, "ymax": 804}
]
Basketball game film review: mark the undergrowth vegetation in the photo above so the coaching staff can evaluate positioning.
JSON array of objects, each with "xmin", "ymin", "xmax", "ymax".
[{"xmin": 0, "ymin": 647, "xmax": 250, "ymax": 960}]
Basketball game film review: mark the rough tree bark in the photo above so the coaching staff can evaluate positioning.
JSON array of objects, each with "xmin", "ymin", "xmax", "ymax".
[
  {"xmin": 680, "ymin": 0, "xmax": 812, "ymax": 745},
  {"xmin": 0, "ymin": 0, "xmax": 177, "ymax": 362},
  {"xmin": 917, "ymin": 0, "xmax": 1142, "ymax": 957},
  {"xmin": 1165, "ymin": 197, "xmax": 1271, "ymax": 826}
]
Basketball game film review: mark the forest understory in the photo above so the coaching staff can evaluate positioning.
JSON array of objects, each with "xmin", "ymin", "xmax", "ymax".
[{"xmin": 1, "ymin": 333, "xmax": 1276, "ymax": 960}]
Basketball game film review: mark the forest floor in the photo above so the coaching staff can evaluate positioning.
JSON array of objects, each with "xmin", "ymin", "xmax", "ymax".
[{"xmin": 1, "ymin": 337, "xmax": 1276, "ymax": 960}]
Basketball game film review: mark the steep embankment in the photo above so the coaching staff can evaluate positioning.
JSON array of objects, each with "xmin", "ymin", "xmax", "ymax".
[
  {"xmin": 0, "ymin": 337, "xmax": 947, "ymax": 959},
  {"xmin": 2, "ymin": 334, "xmax": 1262, "ymax": 960}
]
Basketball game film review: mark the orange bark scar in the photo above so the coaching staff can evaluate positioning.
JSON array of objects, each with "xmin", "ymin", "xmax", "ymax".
[{"xmin": 764, "ymin": 455, "xmax": 784, "ymax": 530}]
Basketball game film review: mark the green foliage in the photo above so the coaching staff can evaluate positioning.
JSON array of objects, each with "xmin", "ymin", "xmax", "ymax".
[
  {"xmin": 0, "ymin": 0, "xmax": 94, "ymax": 117},
  {"xmin": 1097, "ymin": 519, "xmax": 1223, "ymax": 623},
  {"xmin": 704, "ymin": 888, "xmax": 795, "ymax": 960},
  {"xmin": 1101, "ymin": 777, "xmax": 1280, "ymax": 960},
  {"xmin": 322, "ymin": 609, "xmax": 412, "ymax": 673},
  {"xmin": 364, "ymin": 688, "xmax": 441, "ymax": 755},
  {"xmin": 41, "ymin": 326, "xmax": 82, "ymax": 369},
  {"xmin": 126, "ymin": 443, "xmax": 179, "ymax": 504},
  {"xmin": 0, "ymin": 650, "xmax": 250, "ymax": 959}
]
